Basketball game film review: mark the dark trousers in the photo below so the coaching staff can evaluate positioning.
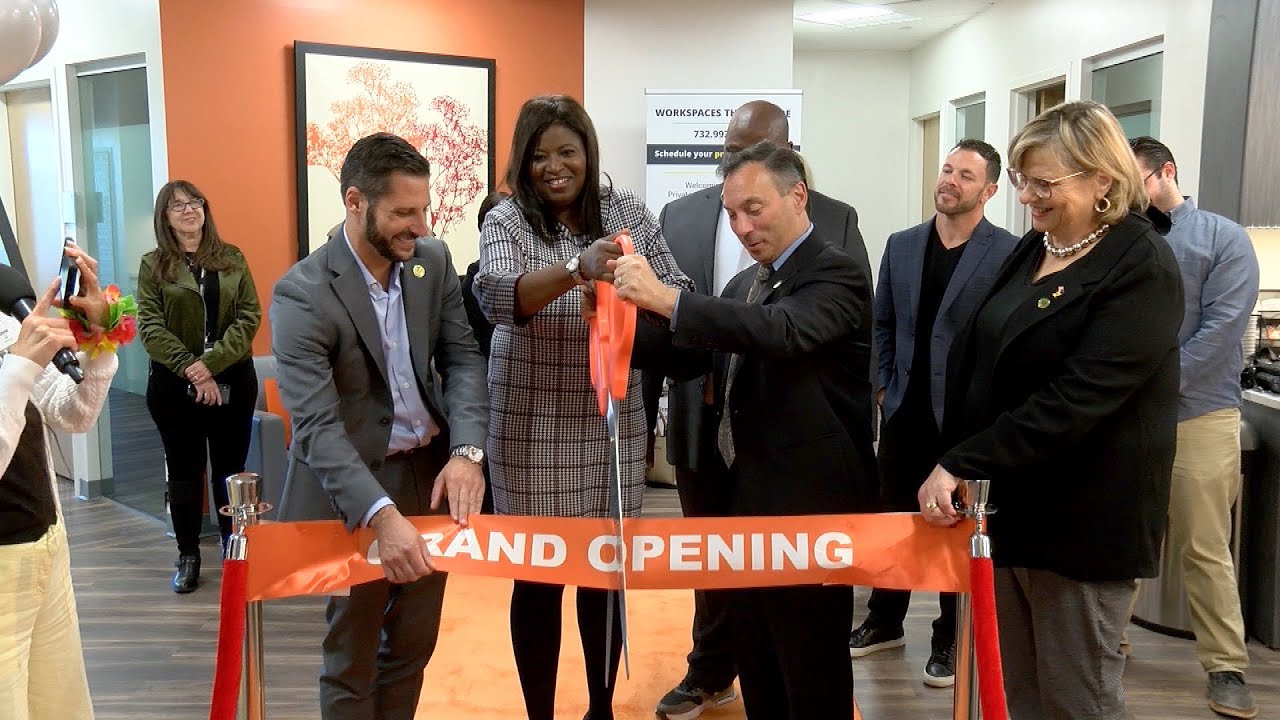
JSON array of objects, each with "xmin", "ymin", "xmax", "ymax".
[
  {"xmin": 320, "ymin": 445, "xmax": 450, "ymax": 720},
  {"xmin": 509, "ymin": 580, "xmax": 623, "ymax": 720},
  {"xmin": 731, "ymin": 585, "xmax": 854, "ymax": 719},
  {"xmin": 675, "ymin": 406, "xmax": 736, "ymax": 690},
  {"xmin": 145, "ymin": 359, "xmax": 257, "ymax": 554},
  {"xmin": 865, "ymin": 394, "xmax": 957, "ymax": 646}
]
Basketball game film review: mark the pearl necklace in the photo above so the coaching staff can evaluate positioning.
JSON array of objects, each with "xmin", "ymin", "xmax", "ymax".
[{"xmin": 1043, "ymin": 224, "xmax": 1110, "ymax": 258}]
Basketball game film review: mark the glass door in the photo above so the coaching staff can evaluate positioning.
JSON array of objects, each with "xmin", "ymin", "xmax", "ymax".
[{"xmin": 76, "ymin": 66, "xmax": 166, "ymax": 517}]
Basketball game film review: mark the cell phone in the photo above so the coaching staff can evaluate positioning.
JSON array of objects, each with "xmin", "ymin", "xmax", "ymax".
[
  {"xmin": 58, "ymin": 238, "xmax": 79, "ymax": 307},
  {"xmin": 188, "ymin": 383, "xmax": 232, "ymax": 404}
]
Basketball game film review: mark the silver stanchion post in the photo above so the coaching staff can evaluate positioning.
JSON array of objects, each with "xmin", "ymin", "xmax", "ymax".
[
  {"xmin": 952, "ymin": 478, "xmax": 994, "ymax": 720},
  {"xmin": 223, "ymin": 473, "xmax": 271, "ymax": 720},
  {"xmin": 954, "ymin": 592, "xmax": 978, "ymax": 720}
]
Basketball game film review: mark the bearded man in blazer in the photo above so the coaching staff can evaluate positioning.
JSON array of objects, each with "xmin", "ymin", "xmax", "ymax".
[
  {"xmin": 271, "ymin": 132, "xmax": 488, "ymax": 720},
  {"xmin": 848, "ymin": 139, "xmax": 1019, "ymax": 687},
  {"xmin": 644, "ymin": 99, "xmax": 874, "ymax": 719},
  {"xmin": 616, "ymin": 140, "xmax": 876, "ymax": 720}
]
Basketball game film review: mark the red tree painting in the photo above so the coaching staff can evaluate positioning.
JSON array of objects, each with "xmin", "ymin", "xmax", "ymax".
[{"xmin": 306, "ymin": 61, "xmax": 488, "ymax": 240}]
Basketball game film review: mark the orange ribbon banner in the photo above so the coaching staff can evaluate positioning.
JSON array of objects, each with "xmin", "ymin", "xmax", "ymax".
[{"xmin": 244, "ymin": 514, "xmax": 973, "ymax": 602}]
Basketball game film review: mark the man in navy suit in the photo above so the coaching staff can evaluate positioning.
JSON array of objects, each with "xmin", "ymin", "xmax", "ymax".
[{"xmin": 848, "ymin": 139, "xmax": 1018, "ymax": 687}]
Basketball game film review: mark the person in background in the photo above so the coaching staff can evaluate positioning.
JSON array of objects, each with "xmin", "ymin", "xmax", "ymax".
[
  {"xmin": 138, "ymin": 180, "xmax": 261, "ymax": 594},
  {"xmin": 0, "ymin": 246, "xmax": 117, "ymax": 720},
  {"xmin": 474, "ymin": 94, "xmax": 691, "ymax": 720},
  {"xmin": 615, "ymin": 140, "xmax": 876, "ymax": 719},
  {"xmin": 649, "ymin": 100, "xmax": 872, "ymax": 720},
  {"xmin": 1131, "ymin": 135, "xmax": 1261, "ymax": 719},
  {"xmin": 919, "ymin": 101, "xmax": 1183, "ymax": 720},
  {"xmin": 461, "ymin": 190, "xmax": 510, "ymax": 359},
  {"xmin": 849, "ymin": 139, "xmax": 1018, "ymax": 688},
  {"xmin": 271, "ymin": 132, "xmax": 488, "ymax": 720}
]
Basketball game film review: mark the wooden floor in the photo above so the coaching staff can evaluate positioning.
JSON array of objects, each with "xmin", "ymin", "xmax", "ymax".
[
  {"xmin": 63, "ymin": 480, "xmax": 1279, "ymax": 720},
  {"xmin": 102, "ymin": 387, "xmax": 168, "ymax": 521}
]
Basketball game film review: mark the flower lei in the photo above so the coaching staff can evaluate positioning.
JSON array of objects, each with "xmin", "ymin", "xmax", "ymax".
[{"xmin": 58, "ymin": 284, "xmax": 140, "ymax": 358}]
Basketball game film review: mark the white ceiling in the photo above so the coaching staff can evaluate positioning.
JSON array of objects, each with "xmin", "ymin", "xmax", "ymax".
[{"xmin": 794, "ymin": 0, "xmax": 997, "ymax": 52}]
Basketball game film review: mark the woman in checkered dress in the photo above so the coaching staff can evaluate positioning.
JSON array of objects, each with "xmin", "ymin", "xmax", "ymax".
[{"xmin": 474, "ymin": 95, "xmax": 691, "ymax": 720}]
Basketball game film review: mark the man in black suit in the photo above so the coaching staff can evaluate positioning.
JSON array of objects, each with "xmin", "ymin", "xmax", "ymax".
[
  {"xmin": 615, "ymin": 141, "xmax": 876, "ymax": 720},
  {"xmin": 644, "ymin": 100, "xmax": 873, "ymax": 719},
  {"xmin": 849, "ymin": 139, "xmax": 1018, "ymax": 687}
]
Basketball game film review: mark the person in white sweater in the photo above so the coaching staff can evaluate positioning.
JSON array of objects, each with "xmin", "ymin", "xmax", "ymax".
[{"xmin": 0, "ymin": 246, "xmax": 117, "ymax": 720}]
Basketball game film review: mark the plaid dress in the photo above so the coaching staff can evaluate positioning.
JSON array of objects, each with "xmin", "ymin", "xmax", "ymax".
[{"xmin": 474, "ymin": 187, "xmax": 692, "ymax": 518}]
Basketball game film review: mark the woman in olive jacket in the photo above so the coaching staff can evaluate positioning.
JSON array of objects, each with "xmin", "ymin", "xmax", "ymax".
[{"xmin": 138, "ymin": 180, "xmax": 261, "ymax": 593}]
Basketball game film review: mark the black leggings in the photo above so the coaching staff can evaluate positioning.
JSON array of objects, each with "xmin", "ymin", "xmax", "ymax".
[
  {"xmin": 510, "ymin": 580, "xmax": 623, "ymax": 720},
  {"xmin": 146, "ymin": 359, "xmax": 258, "ymax": 554}
]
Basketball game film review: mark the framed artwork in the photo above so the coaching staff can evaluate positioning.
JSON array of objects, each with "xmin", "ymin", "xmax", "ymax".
[{"xmin": 294, "ymin": 42, "xmax": 496, "ymax": 269}]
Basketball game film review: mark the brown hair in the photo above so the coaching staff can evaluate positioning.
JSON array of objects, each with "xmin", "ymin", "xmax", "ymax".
[
  {"xmin": 1008, "ymin": 100, "xmax": 1146, "ymax": 226},
  {"xmin": 150, "ymin": 180, "xmax": 234, "ymax": 283}
]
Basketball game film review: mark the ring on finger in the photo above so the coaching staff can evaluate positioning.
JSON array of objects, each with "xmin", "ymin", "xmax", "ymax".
[{"xmin": 925, "ymin": 501, "xmax": 939, "ymax": 511}]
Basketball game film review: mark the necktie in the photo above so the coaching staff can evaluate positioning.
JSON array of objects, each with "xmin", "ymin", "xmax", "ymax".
[{"xmin": 717, "ymin": 263, "xmax": 774, "ymax": 466}]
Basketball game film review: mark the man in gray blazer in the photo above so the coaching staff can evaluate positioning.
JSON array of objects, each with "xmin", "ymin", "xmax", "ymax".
[
  {"xmin": 848, "ymin": 139, "xmax": 1017, "ymax": 688},
  {"xmin": 651, "ymin": 100, "xmax": 873, "ymax": 720},
  {"xmin": 271, "ymin": 133, "xmax": 488, "ymax": 720}
]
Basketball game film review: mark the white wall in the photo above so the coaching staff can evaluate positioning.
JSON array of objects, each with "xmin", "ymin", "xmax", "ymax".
[
  {"xmin": 908, "ymin": 0, "xmax": 1213, "ymax": 229},
  {"xmin": 794, "ymin": 50, "xmax": 912, "ymax": 280},
  {"xmin": 584, "ymin": 0, "xmax": 794, "ymax": 195}
]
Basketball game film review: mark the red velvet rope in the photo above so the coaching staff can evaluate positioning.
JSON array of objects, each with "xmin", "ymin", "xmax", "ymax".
[
  {"xmin": 209, "ymin": 558, "xmax": 249, "ymax": 720},
  {"xmin": 970, "ymin": 556, "xmax": 1009, "ymax": 720}
]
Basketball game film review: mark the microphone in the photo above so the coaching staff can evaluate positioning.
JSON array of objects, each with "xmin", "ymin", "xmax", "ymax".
[{"xmin": 0, "ymin": 263, "xmax": 84, "ymax": 383}]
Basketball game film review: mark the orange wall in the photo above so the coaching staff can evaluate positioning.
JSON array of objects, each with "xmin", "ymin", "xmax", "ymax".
[{"xmin": 160, "ymin": 0, "xmax": 585, "ymax": 354}]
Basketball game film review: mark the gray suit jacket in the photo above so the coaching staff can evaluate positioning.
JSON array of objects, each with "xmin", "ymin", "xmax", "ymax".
[
  {"xmin": 270, "ymin": 225, "xmax": 488, "ymax": 530},
  {"xmin": 875, "ymin": 216, "xmax": 1018, "ymax": 427},
  {"xmin": 653, "ymin": 184, "xmax": 872, "ymax": 472}
]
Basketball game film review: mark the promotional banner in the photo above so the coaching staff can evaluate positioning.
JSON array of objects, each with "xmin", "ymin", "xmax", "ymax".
[
  {"xmin": 643, "ymin": 89, "xmax": 803, "ymax": 215},
  {"xmin": 243, "ymin": 513, "xmax": 971, "ymax": 601}
]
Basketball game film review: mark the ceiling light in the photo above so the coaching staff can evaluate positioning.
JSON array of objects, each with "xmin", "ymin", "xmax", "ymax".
[{"xmin": 796, "ymin": 4, "xmax": 917, "ymax": 29}]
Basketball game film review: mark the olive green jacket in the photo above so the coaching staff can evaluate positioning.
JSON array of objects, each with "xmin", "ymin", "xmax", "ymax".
[{"xmin": 137, "ymin": 245, "xmax": 261, "ymax": 377}]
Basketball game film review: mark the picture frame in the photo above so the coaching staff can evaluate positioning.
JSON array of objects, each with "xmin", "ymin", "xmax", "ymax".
[{"xmin": 293, "ymin": 42, "xmax": 496, "ymax": 268}]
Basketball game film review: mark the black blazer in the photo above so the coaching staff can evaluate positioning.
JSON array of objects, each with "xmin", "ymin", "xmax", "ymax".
[
  {"xmin": 939, "ymin": 211, "xmax": 1183, "ymax": 582},
  {"xmin": 655, "ymin": 184, "xmax": 873, "ymax": 472},
  {"xmin": 671, "ymin": 229, "xmax": 878, "ymax": 516}
]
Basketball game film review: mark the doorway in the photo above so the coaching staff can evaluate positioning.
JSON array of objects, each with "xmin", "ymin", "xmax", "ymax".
[
  {"xmin": 4, "ymin": 86, "xmax": 59, "ymax": 286},
  {"xmin": 74, "ymin": 66, "xmax": 167, "ymax": 517},
  {"xmin": 919, "ymin": 114, "xmax": 940, "ymax": 222},
  {"xmin": 1009, "ymin": 79, "xmax": 1068, "ymax": 234}
]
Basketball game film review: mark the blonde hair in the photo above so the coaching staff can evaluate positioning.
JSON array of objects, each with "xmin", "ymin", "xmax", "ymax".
[{"xmin": 1008, "ymin": 100, "xmax": 1146, "ymax": 226}]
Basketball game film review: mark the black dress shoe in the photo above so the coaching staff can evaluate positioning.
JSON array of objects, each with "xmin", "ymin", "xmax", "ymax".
[{"xmin": 173, "ymin": 554, "xmax": 201, "ymax": 593}]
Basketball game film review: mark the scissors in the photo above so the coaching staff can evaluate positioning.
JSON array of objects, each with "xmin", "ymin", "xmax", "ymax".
[{"xmin": 588, "ymin": 231, "xmax": 637, "ymax": 682}]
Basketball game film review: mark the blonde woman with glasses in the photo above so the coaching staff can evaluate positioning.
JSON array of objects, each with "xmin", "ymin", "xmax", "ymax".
[{"xmin": 917, "ymin": 101, "xmax": 1184, "ymax": 720}]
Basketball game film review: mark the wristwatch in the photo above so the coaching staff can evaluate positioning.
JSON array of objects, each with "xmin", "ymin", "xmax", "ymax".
[
  {"xmin": 450, "ymin": 444, "xmax": 485, "ymax": 465},
  {"xmin": 566, "ymin": 253, "xmax": 588, "ymax": 285}
]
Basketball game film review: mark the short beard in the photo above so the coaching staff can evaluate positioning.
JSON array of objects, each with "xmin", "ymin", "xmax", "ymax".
[
  {"xmin": 935, "ymin": 191, "xmax": 979, "ymax": 216},
  {"xmin": 364, "ymin": 207, "xmax": 402, "ymax": 263}
]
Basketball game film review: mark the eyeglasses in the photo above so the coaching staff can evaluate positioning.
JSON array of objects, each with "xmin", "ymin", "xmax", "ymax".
[
  {"xmin": 1143, "ymin": 169, "xmax": 1159, "ymax": 183},
  {"xmin": 1006, "ymin": 168, "xmax": 1088, "ymax": 199},
  {"xmin": 167, "ymin": 198, "xmax": 206, "ymax": 212}
]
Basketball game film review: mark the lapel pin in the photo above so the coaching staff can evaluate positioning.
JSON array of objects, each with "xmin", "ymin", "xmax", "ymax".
[
  {"xmin": 1037, "ymin": 297, "xmax": 1051, "ymax": 309},
  {"xmin": 412, "ymin": 264, "xmax": 425, "ymax": 279},
  {"xmin": 772, "ymin": 280, "xmax": 781, "ymax": 289},
  {"xmin": 1052, "ymin": 285, "xmax": 1064, "ymax": 298}
]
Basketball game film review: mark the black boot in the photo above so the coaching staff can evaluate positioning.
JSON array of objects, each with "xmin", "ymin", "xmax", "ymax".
[{"xmin": 173, "ymin": 553, "xmax": 201, "ymax": 593}]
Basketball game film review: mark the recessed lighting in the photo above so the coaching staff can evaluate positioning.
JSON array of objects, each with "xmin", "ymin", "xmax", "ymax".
[{"xmin": 796, "ymin": 5, "xmax": 917, "ymax": 29}]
